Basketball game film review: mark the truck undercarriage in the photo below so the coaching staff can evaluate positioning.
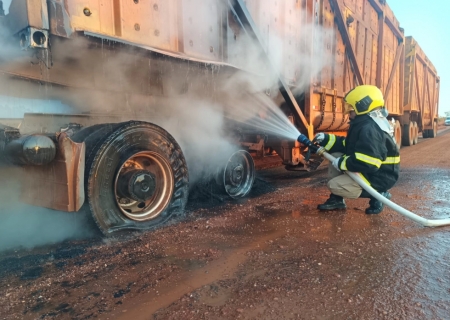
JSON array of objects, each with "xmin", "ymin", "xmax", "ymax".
[{"xmin": 0, "ymin": 0, "xmax": 318, "ymax": 234}]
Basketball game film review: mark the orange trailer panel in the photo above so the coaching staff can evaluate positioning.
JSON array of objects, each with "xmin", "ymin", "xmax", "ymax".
[
  {"xmin": 3, "ymin": 0, "xmax": 439, "ymax": 137},
  {"xmin": 403, "ymin": 37, "xmax": 440, "ymax": 129}
]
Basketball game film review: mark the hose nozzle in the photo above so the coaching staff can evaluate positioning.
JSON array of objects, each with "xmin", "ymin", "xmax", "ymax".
[{"xmin": 297, "ymin": 134, "xmax": 319, "ymax": 153}]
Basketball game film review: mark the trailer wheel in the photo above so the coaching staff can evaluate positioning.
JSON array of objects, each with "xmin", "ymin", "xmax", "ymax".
[
  {"xmin": 85, "ymin": 121, "xmax": 189, "ymax": 235},
  {"xmin": 393, "ymin": 120, "xmax": 402, "ymax": 150},
  {"xmin": 412, "ymin": 122, "xmax": 419, "ymax": 145},
  {"xmin": 422, "ymin": 129, "xmax": 429, "ymax": 138},
  {"xmin": 71, "ymin": 123, "xmax": 123, "ymax": 182},
  {"xmin": 427, "ymin": 122, "xmax": 438, "ymax": 138},
  {"xmin": 217, "ymin": 150, "xmax": 255, "ymax": 199},
  {"xmin": 402, "ymin": 122, "xmax": 414, "ymax": 147}
]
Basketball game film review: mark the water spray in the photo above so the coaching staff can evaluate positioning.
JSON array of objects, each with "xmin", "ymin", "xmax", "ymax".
[{"xmin": 297, "ymin": 134, "xmax": 450, "ymax": 227}]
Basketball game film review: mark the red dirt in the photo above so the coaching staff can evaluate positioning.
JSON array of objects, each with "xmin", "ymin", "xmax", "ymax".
[{"xmin": 0, "ymin": 128, "xmax": 450, "ymax": 320}]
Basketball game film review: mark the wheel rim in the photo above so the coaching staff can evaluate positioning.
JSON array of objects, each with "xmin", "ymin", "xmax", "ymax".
[
  {"xmin": 114, "ymin": 151, "xmax": 174, "ymax": 221},
  {"xmin": 222, "ymin": 150, "xmax": 255, "ymax": 199},
  {"xmin": 409, "ymin": 125, "xmax": 414, "ymax": 143},
  {"xmin": 413, "ymin": 122, "xmax": 418, "ymax": 144}
]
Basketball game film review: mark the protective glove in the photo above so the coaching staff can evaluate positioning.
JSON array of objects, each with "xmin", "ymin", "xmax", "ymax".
[
  {"xmin": 332, "ymin": 157, "xmax": 342, "ymax": 171},
  {"xmin": 312, "ymin": 132, "xmax": 327, "ymax": 145}
]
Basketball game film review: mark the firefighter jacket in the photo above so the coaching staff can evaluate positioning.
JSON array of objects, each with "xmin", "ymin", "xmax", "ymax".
[{"xmin": 319, "ymin": 114, "xmax": 400, "ymax": 192}]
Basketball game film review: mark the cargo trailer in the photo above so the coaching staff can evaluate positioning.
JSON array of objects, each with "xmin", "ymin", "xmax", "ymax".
[
  {"xmin": 0, "ymin": 0, "xmax": 440, "ymax": 234},
  {"xmin": 402, "ymin": 36, "xmax": 440, "ymax": 143}
]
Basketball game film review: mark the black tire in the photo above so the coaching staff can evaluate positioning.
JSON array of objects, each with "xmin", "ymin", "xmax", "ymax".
[
  {"xmin": 85, "ymin": 121, "xmax": 189, "ymax": 235},
  {"xmin": 402, "ymin": 122, "xmax": 414, "ymax": 146},
  {"xmin": 422, "ymin": 129, "xmax": 429, "ymax": 138},
  {"xmin": 71, "ymin": 123, "xmax": 123, "ymax": 183},
  {"xmin": 70, "ymin": 124, "xmax": 115, "ymax": 144},
  {"xmin": 216, "ymin": 150, "xmax": 255, "ymax": 199},
  {"xmin": 428, "ymin": 122, "xmax": 438, "ymax": 138}
]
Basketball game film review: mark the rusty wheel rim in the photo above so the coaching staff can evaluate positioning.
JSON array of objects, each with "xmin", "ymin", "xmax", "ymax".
[
  {"xmin": 114, "ymin": 151, "xmax": 174, "ymax": 221},
  {"xmin": 222, "ymin": 151, "xmax": 255, "ymax": 199}
]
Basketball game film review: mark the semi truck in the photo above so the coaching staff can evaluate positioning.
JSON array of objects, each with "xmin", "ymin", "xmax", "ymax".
[{"xmin": 0, "ymin": 0, "xmax": 440, "ymax": 235}]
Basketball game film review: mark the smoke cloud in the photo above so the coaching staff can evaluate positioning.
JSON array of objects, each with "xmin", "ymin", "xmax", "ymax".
[
  {"xmin": 0, "ymin": 166, "xmax": 97, "ymax": 252},
  {"xmin": 0, "ymin": 0, "xmax": 335, "ymax": 250}
]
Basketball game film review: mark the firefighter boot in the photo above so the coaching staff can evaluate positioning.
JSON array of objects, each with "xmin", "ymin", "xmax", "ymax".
[
  {"xmin": 317, "ymin": 194, "xmax": 346, "ymax": 211},
  {"xmin": 365, "ymin": 191, "xmax": 392, "ymax": 214}
]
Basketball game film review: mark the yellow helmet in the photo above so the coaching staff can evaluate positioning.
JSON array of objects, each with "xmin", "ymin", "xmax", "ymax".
[{"xmin": 344, "ymin": 85, "xmax": 384, "ymax": 115}]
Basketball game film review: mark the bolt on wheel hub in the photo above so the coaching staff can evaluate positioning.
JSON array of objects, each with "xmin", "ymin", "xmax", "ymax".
[
  {"xmin": 114, "ymin": 151, "xmax": 174, "ymax": 221},
  {"xmin": 230, "ymin": 165, "xmax": 244, "ymax": 186},
  {"xmin": 220, "ymin": 150, "xmax": 255, "ymax": 199},
  {"xmin": 117, "ymin": 169, "xmax": 156, "ymax": 202}
]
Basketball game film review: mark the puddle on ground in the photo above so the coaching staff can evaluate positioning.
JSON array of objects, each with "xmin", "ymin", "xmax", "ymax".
[
  {"xmin": 428, "ymin": 171, "xmax": 450, "ymax": 219},
  {"xmin": 94, "ymin": 168, "xmax": 450, "ymax": 319},
  {"xmin": 113, "ymin": 208, "xmax": 288, "ymax": 320},
  {"xmin": 388, "ymin": 229, "xmax": 450, "ymax": 319}
]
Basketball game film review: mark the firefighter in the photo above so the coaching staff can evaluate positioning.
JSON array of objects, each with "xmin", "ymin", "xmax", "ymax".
[{"xmin": 313, "ymin": 85, "xmax": 400, "ymax": 214}]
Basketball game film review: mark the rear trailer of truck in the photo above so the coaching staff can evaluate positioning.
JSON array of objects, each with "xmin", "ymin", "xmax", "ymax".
[{"xmin": 403, "ymin": 36, "xmax": 440, "ymax": 142}]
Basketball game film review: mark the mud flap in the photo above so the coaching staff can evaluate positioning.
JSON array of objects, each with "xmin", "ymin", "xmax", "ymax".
[{"xmin": 22, "ymin": 132, "xmax": 85, "ymax": 212}]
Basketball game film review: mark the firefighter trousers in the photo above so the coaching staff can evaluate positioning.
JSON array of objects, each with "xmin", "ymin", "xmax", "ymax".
[{"xmin": 327, "ymin": 152, "xmax": 363, "ymax": 199}]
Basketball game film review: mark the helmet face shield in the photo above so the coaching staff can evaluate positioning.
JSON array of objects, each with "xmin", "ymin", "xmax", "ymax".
[
  {"xmin": 380, "ymin": 107, "xmax": 389, "ymax": 117},
  {"xmin": 344, "ymin": 85, "xmax": 385, "ymax": 115},
  {"xmin": 368, "ymin": 107, "xmax": 389, "ymax": 118}
]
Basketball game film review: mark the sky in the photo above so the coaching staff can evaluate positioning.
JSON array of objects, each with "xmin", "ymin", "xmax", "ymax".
[
  {"xmin": 1, "ymin": 0, "xmax": 448, "ymax": 116},
  {"xmin": 388, "ymin": 0, "xmax": 449, "ymax": 116}
]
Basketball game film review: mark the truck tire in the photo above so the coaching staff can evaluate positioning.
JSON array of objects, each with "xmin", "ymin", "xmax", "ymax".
[
  {"xmin": 84, "ymin": 121, "xmax": 189, "ymax": 235},
  {"xmin": 427, "ymin": 122, "xmax": 438, "ymax": 138},
  {"xmin": 402, "ymin": 122, "xmax": 414, "ymax": 146},
  {"xmin": 412, "ymin": 121, "xmax": 419, "ymax": 145},
  {"xmin": 393, "ymin": 120, "xmax": 402, "ymax": 150},
  {"xmin": 71, "ymin": 123, "xmax": 123, "ymax": 182},
  {"xmin": 422, "ymin": 129, "xmax": 429, "ymax": 138},
  {"xmin": 70, "ymin": 124, "xmax": 116, "ymax": 144},
  {"xmin": 216, "ymin": 150, "xmax": 255, "ymax": 199}
]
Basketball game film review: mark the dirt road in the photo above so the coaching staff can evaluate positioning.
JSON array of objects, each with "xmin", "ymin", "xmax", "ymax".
[{"xmin": 1, "ymin": 128, "xmax": 450, "ymax": 320}]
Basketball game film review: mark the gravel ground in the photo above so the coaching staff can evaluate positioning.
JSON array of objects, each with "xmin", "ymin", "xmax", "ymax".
[{"xmin": 0, "ymin": 128, "xmax": 449, "ymax": 320}]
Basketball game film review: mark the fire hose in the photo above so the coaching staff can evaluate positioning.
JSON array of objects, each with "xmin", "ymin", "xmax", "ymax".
[{"xmin": 297, "ymin": 134, "xmax": 450, "ymax": 227}]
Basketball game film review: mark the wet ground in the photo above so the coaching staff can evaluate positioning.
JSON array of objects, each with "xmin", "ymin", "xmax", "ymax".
[{"xmin": 1, "ymin": 128, "xmax": 450, "ymax": 320}]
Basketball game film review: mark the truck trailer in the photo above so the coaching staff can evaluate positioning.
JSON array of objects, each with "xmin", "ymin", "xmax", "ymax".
[{"xmin": 0, "ymin": 0, "xmax": 440, "ymax": 235}]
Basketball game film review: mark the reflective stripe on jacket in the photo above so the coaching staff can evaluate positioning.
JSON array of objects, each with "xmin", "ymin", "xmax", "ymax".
[{"xmin": 320, "ymin": 114, "xmax": 400, "ymax": 192}]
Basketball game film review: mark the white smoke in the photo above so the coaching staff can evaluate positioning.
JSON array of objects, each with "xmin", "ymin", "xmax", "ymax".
[
  {"xmin": 151, "ymin": 99, "xmax": 238, "ymax": 184},
  {"xmin": 0, "ymin": 166, "xmax": 97, "ymax": 252},
  {"xmin": 0, "ymin": 0, "xmax": 335, "ymax": 250}
]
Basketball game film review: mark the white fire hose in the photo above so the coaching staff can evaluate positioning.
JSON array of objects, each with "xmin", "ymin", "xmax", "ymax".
[{"xmin": 320, "ymin": 149, "xmax": 450, "ymax": 227}]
